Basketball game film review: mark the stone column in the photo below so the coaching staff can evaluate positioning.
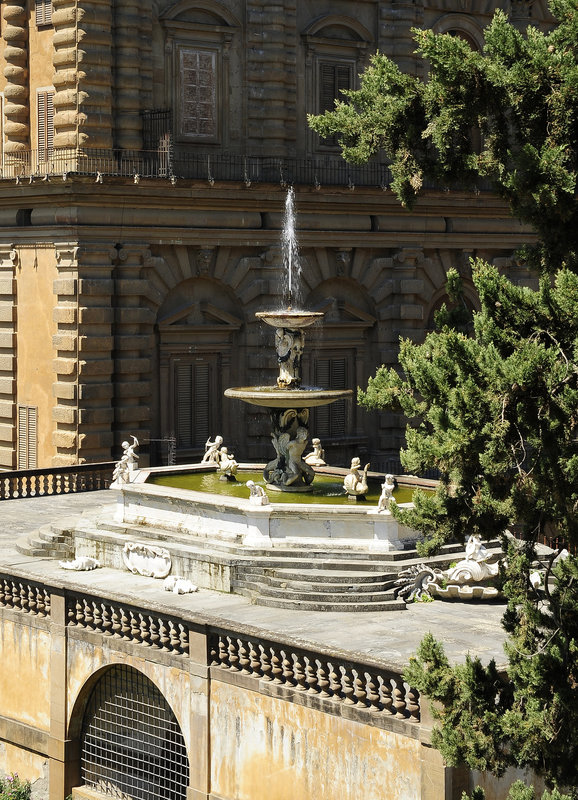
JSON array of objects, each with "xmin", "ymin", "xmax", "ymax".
[
  {"xmin": 0, "ymin": 246, "xmax": 18, "ymax": 468},
  {"xmin": 2, "ymin": 0, "xmax": 29, "ymax": 154},
  {"xmin": 52, "ymin": 243, "xmax": 116, "ymax": 465},
  {"xmin": 113, "ymin": 0, "xmax": 142, "ymax": 150},
  {"xmin": 246, "ymin": 0, "xmax": 297, "ymax": 154}
]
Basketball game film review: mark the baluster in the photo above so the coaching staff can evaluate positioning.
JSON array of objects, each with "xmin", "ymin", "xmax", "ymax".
[
  {"xmin": 281, "ymin": 650, "xmax": 296, "ymax": 688},
  {"xmin": 392, "ymin": 678, "xmax": 407, "ymax": 719},
  {"xmin": 129, "ymin": 611, "xmax": 141, "ymax": 642},
  {"xmin": 317, "ymin": 659, "xmax": 331, "ymax": 698},
  {"xmin": 249, "ymin": 640, "xmax": 262, "ymax": 677},
  {"xmin": 365, "ymin": 671, "xmax": 381, "ymax": 712},
  {"xmin": 259, "ymin": 645, "xmax": 272, "ymax": 682},
  {"xmin": 328, "ymin": 662, "xmax": 343, "ymax": 701},
  {"xmin": 208, "ymin": 637, "xmax": 219, "ymax": 666},
  {"xmin": 66, "ymin": 600, "xmax": 76, "ymax": 626},
  {"xmin": 138, "ymin": 613, "xmax": 150, "ymax": 646},
  {"xmin": 91, "ymin": 602, "xmax": 103, "ymax": 633},
  {"xmin": 13, "ymin": 582, "xmax": 22, "ymax": 609},
  {"xmin": 353, "ymin": 670, "xmax": 369, "ymax": 708},
  {"xmin": 238, "ymin": 639, "xmax": 251, "ymax": 674},
  {"xmin": 101, "ymin": 604, "xmax": 113, "ymax": 636},
  {"xmin": 407, "ymin": 686, "xmax": 420, "ymax": 722},
  {"xmin": 111, "ymin": 607, "xmax": 122, "ymax": 637},
  {"xmin": 168, "ymin": 621, "xmax": 181, "ymax": 653},
  {"xmin": 43, "ymin": 589, "xmax": 51, "ymax": 616},
  {"xmin": 293, "ymin": 653, "xmax": 308, "ymax": 691},
  {"xmin": 305, "ymin": 657, "xmax": 319, "ymax": 694},
  {"xmin": 81, "ymin": 599, "xmax": 93, "ymax": 630},
  {"xmin": 379, "ymin": 677, "xmax": 394, "ymax": 715},
  {"xmin": 120, "ymin": 608, "xmax": 131, "ymax": 638},
  {"xmin": 73, "ymin": 598, "xmax": 84, "ymax": 625},
  {"xmin": 35, "ymin": 588, "xmax": 45, "ymax": 616},
  {"xmin": 149, "ymin": 616, "xmax": 160, "ymax": 648},
  {"xmin": 158, "ymin": 619, "xmax": 171, "ymax": 651},
  {"xmin": 178, "ymin": 624, "xmax": 189, "ymax": 656},
  {"xmin": 20, "ymin": 584, "xmax": 29, "ymax": 612},
  {"xmin": 340, "ymin": 666, "xmax": 356, "ymax": 705},
  {"xmin": 0, "ymin": 579, "xmax": 5, "ymax": 606},
  {"xmin": 27, "ymin": 586, "xmax": 37, "ymax": 614},
  {"xmin": 227, "ymin": 636, "xmax": 240, "ymax": 670},
  {"xmin": 270, "ymin": 647, "xmax": 283, "ymax": 684},
  {"xmin": 218, "ymin": 635, "xmax": 230, "ymax": 668}
]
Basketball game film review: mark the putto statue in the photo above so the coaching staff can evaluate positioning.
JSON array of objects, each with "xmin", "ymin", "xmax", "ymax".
[
  {"xmin": 377, "ymin": 474, "xmax": 396, "ymax": 512},
  {"xmin": 275, "ymin": 327, "xmax": 305, "ymax": 388},
  {"xmin": 304, "ymin": 437, "xmax": 326, "ymax": 467},
  {"xmin": 202, "ymin": 435, "xmax": 224, "ymax": 463},
  {"xmin": 111, "ymin": 435, "xmax": 139, "ymax": 486},
  {"xmin": 246, "ymin": 480, "xmax": 270, "ymax": 505},
  {"xmin": 217, "ymin": 446, "xmax": 238, "ymax": 479},
  {"xmin": 343, "ymin": 457, "xmax": 370, "ymax": 498}
]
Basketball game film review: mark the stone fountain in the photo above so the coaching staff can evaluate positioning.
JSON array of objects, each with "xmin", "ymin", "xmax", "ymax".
[{"xmin": 226, "ymin": 189, "xmax": 352, "ymax": 492}]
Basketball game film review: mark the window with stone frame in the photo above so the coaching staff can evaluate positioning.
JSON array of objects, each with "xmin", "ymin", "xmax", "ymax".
[
  {"xmin": 17, "ymin": 405, "xmax": 37, "ymax": 469},
  {"xmin": 312, "ymin": 354, "xmax": 351, "ymax": 439},
  {"xmin": 37, "ymin": 89, "xmax": 54, "ymax": 162},
  {"xmin": 35, "ymin": 0, "xmax": 52, "ymax": 26},
  {"xmin": 178, "ymin": 46, "xmax": 218, "ymax": 141}
]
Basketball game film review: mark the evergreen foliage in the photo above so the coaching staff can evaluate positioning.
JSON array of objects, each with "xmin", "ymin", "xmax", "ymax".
[
  {"xmin": 308, "ymin": 0, "xmax": 578, "ymax": 273},
  {"xmin": 310, "ymin": 1, "xmax": 578, "ymax": 795}
]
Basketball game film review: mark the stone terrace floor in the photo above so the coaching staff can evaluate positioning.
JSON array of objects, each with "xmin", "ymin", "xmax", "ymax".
[{"xmin": 0, "ymin": 490, "xmax": 508, "ymax": 672}]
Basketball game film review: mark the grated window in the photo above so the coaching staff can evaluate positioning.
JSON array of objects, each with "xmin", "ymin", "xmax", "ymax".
[{"xmin": 81, "ymin": 665, "xmax": 189, "ymax": 800}]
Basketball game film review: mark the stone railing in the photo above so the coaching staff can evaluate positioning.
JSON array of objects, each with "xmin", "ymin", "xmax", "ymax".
[
  {"xmin": 0, "ymin": 575, "xmax": 422, "ymax": 730},
  {"xmin": 0, "ymin": 576, "xmax": 51, "ymax": 616},
  {"xmin": 0, "ymin": 462, "xmax": 114, "ymax": 500}
]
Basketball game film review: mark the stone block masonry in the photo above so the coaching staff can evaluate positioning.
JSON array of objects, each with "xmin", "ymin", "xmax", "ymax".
[{"xmin": 0, "ymin": 248, "xmax": 17, "ymax": 468}]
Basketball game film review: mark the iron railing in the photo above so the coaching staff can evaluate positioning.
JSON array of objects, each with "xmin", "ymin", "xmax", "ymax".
[{"xmin": 0, "ymin": 145, "xmax": 491, "ymax": 192}]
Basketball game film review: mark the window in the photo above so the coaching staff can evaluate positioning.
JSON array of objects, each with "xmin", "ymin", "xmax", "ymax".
[
  {"xmin": 318, "ymin": 61, "xmax": 353, "ymax": 147},
  {"xmin": 17, "ymin": 405, "xmax": 37, "ymax": 469},
  {"xmin": 179, "ymin": 47, "xmax": 218, "ymax": 139},
  {"xmin": 37, "ymin": 90, "xmax": 54, "ymax": 162},
  {"xmin": 35, "ymin": 0, "xmax": 52, "ymax": 26},
  {"xmin": 173, "ymin": 356, "xmax": 217, "ymax": 452},
  {"xmin": 312, "ymin": 356, "xmax": 350, "ymax": 438}
]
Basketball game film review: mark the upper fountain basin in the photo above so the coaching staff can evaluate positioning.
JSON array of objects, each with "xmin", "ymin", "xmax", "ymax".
[
  {"xmin": 255, "ymin": 310, "xmax": 324, "ymax": 329},
  {"xmin": 224, "ymin": 385, "xmax": 353, "ymax": 408}
]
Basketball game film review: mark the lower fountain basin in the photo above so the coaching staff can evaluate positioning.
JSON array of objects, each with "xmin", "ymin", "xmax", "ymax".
[
  {"xmin": 224, "ymin": 386, "xmax": 352, "ymax": 408},
  {"xmin": 113, "ymin": 463, "xmax": 429, "ymax": 553}
]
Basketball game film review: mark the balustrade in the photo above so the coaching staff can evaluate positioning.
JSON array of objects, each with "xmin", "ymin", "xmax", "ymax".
[
  {"xmin": 0, "ymin": 462, "xmax": 114, "ymax": 500},
  {"xmin": 208, "ymin": 631, "xmax": 420, "ymax": 723},
  {"xmin": 0, "ymin": 577, "xmax": 50, "ymax": 616}
]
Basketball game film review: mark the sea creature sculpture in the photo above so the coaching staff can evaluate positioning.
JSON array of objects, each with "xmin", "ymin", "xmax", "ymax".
[
  {"xmin": 59, "ymin": 556, "xmax": 100, "ymax": 571},
  {"xmin": 163, "ymin": 576, "xmax": 198, "ymax": 594},
  {"xmin": 343, "ymin": 457, "xmax": 370, "ymax": 497}
]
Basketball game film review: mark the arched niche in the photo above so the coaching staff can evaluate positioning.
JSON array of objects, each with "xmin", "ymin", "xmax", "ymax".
[
  {"xmin": 156, "ymin": 277, "xmax": 243, "ymax": 462},
  {"xmin": 432, "ymin": 13, "xmax": 484, "ymax": 50},
  {"xmin": 68, "ymin": 663, "xmax": 190, "ymax": 800}
]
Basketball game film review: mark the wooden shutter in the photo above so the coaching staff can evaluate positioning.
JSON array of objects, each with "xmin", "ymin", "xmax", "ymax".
[
  {"xmin": 180, "ymin": 49, "xmax": 217, "ymax": 138},
  {"xmin": 318, "ymin": 61, "xmax": 352, "ymax": 145},
  {"xmin": 314, "ymin": 357, "xmax": 348, "ymax": 437},
  {"xmin": 36, "ymin": 0, "xmax": 52, "ymax": 26},
  {"xmin": 37, "ymin": 90, "xmax": 54, "ymax": 162},
  {"xmin": 18, "ymin": 405, "xmax": 37, "ymax": 469},
  {"xmin": 175, "ymin": 361, "xmax": 211, "ymax": 450}
]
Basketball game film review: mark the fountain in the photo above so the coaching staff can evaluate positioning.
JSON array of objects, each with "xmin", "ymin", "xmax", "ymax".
[{"xmin": 226, "ymin": 189, "xmax": 352, "ymax": 492}]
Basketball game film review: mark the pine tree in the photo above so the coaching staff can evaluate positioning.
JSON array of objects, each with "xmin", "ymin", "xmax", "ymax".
[{"xmin": 310, "ymin": 1, "xmax": 578, "ymax": 795}]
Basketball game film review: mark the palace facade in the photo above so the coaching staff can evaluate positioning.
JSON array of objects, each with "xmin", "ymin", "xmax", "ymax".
[{"xmin": 0, "ymin": 0, "xmax": 547, "ymax": 470}]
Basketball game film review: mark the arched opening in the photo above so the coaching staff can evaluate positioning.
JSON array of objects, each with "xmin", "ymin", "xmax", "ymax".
[{"xmin": 79, "ymin": 664, "xmax": 190, "ymax": 800}]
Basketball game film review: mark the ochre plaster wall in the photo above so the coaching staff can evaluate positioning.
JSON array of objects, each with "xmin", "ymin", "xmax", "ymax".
[
  {"xmin": 210, "ymin": 679, "xmax": 422, "ymax": 800},
  {"xmin": 28, "ymin": 24, "xmax": 55, "ymax": 153},
  {"xmin": 16, "ymin": 247, "xmax": 58, "ymax": 465},
  {"xmin": 0, "ymin": 618, "xmax": 50, "ymax": 731}
]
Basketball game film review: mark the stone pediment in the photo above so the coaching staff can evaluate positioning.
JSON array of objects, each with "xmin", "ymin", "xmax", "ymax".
[
  {"xmin": 313, "ymin": 298, "xmax": 376, "ymax": 329},
  {"xmin": 158, "ymin": 301, "xmax": 242, "ymax": 330}
]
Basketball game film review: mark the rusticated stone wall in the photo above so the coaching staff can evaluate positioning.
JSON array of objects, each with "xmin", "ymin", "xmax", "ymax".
[
  {"xmin": 0, "ymin": 247, "xmax": 17, "ymax": 468},
  {"xmin": 2, "ymin": 0, "xmax": 29, "ymax": 153}
]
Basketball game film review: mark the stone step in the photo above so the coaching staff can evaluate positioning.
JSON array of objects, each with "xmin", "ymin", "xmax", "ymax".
[
  {"xmin": 255, "ymin": 584, "xmax": 399, "ymax": 603},
  {"xmin": 256, "ymin": 569, "xmax": 399, "ymax": 587},
  {"xmin": 253, "ymin": 595, "xmax": 407, "ymax": 613}
]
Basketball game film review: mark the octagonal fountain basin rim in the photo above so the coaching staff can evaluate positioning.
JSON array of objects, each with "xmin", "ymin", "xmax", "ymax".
[
  {"xmin": 224, "ymin": 386, "xmax": 353, "ymax": 408},
  {"xmin": 255, "ymin": 310, "xmax": 324, "ymax": 329}
]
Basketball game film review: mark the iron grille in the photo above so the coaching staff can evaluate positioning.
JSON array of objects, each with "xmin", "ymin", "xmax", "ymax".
[{"xmin": 81, "ymin": 664, "xmax": 189, "ymax": 800}]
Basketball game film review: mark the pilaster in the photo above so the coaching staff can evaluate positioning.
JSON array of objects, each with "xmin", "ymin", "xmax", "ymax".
[
  {"xmin": 246, "ymin": 0, "xmax": 297, "ymax": 154},
  {"xmin": 0, "ymin": 246, "xmax": 18, "ymax": 468},
  {"xmin": 52, "ymin": 243, "xmax": 116, "ymax": 465},
  {"xmin": 75, "ymin": 0, "xmax": 114, "ymax": 148},
  {"xmin": 2, "ymin": 0, "xmax": 29, "ymax": 154},
  {"xmin": 379, "ymin": 0, "xmax": 424, "ymax": 76},
  {"xmin": 113, "ymin": 0, "xmax": 142, "ymax": 150},
  {"xmin": 52, "ymin": 0, "xmax": 79, "ymax": 148}
]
